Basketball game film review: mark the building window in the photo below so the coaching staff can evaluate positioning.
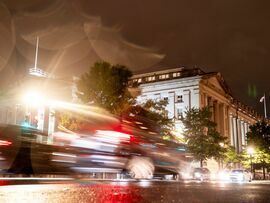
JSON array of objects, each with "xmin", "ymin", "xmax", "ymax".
[
  {"xmin": 176, "ymin": 108, "xmax": 183, "ymax": 119},
  {"xmin": 137, "ymin": 78, "xmax": 142, "ymax": 83},
  {"xmin": 173, "ymin": 72, "xmax": 181, "ymax": 77},
  {"xmin": 176, "ymin": 95, "xmax": 183, "ymax": 103},
  {"xmin": 158, "ymin": 74, "xmax": 169, "ymax": 80},
  {"xmin": 146, "ymin": 76, "xmax": 155, "ymax": 82}
]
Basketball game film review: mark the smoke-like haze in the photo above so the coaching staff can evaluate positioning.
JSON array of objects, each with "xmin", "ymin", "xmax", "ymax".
[{"xmin": 0, "ymin": 0, "xmax": 164, "ymax": 87}]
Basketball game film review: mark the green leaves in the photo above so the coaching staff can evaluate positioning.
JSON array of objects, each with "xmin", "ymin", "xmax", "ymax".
[
  {"xmin": 122, "ymin": 99, "xmax": 174, "ymax": 140},
  {"xmin": 181, "ymin": 107, "xmax": 227, "ymax": 163},
  {"xmin": 244, "ymin": 121, "xmax": 270, "ymax": 174},
  {"xmin": 141, "ymin": 99, "xmax": 174, "ymax": 138},
  {"xmin": 76, "ymin": 61, "xmax": 133, "ymax": 114},
  {"xmin": 246, "ymin": 121, "xmax": 270, "ymax": 152}
]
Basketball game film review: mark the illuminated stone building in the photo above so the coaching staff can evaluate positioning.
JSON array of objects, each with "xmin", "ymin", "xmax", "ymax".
[{"xmin": 129, "ymin": 67, "xmax": 261, "ymax": 155}]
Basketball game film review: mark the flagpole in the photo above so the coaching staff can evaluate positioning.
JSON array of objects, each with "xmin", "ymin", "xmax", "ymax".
[
  {"xmin": 34, "ymin": 36, "xmax": 39, "ymax": 71},
  {"xmin": 263, "ymin": 93, "xmax": 267, "ymax": 119}
]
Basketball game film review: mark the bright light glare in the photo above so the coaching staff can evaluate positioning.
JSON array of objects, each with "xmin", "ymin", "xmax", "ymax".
[
  {"xmin": 22, "ymin": 90, "xmax": 47, "ymax": 106},
  {"xmin": 210, "ymin": 173, "xmax": 216, "ymax": 180},
  {"xmin": 138, "ymin": 180, "xmax": 151, "ymax": 187},
  {"xmin": 247, "ymin": 146, "xmax": 255, "ymax": 155},
  {"xmin": 218, "ymin": 171, "xmax": 230, "ymax": 181},
  {"xmin": 180, "ymin": 172, "xmax": 192, "ymax": 179},
  {"xmin": 194, "ymin": 172, "xmax": 201, "ymax": 178}
]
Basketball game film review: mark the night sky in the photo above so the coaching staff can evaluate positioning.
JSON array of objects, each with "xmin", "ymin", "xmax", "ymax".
[{"xmin": 0, "ymin": 0, "xmax": 269, "ymax": 114}]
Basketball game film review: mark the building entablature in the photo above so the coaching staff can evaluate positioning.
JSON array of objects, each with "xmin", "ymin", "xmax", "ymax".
[
  {"xmin": 198, "ymin": 72, "xmax": 261, "ymax": 122},
  {"xmin": 229, "ymin": 99, "xmax": 262, "ymax": 121},
  {"xmin": 130, "ymin": 67, "xmax": 205, "ymax": 87},
  {"xmin": 139, "ymin": 76, "xmax": 201, "ymax": 94}
]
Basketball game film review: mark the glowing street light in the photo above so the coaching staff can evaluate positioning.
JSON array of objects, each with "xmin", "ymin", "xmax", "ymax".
[
  {"xmin": 22, "ymin": 90, "xmax": 47, "ymax": 107},
  {"xmin": 247, "ymin": 146, "xmax": 255, "ymax": 177},
  {"xmin": 247, "ymin": 146, "xmax": 255, "ymax": 155}
]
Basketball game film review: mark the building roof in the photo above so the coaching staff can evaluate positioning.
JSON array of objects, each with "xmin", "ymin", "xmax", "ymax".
[{"xmin": 130, "ymin": 67, "xmax": 205, "ymax": 84}]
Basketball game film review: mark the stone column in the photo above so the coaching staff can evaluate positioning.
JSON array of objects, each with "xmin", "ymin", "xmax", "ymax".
[
  {"xmin": 244, "ymin": 122, "xmax": 248, "ymax": 145},
  {"xmin": 204, "ymin": 93, "xmax": 208, "ymax": 107},
  {"xmin": 208, "ymin": 97, "xmax": 214, "ymax": 121},
  {"xmin": 168, "ymin": 92, "xmax": 175, "ymax": 119},
  {"xmin": 213, "ymin": 100, "xmax": 220, "ymax": 132},
  {"xmin": 233, "ymin": 117, "xmax": 238, "ymax": 152},
  {"xmin": 229, "ymin": 115, "xmax": 234, "ymax": 146},
  {"xmin": 192, "ymin": 88, "xmax": 200, "ymax": 108},
  {"xmin": 200, "ymin": 93, "xmax": 204, "ymax": 107},
  {"xmin": 241, "ymin": 121, "xmax": 245, "ymax": 147},
  {"xmin": 237, "ymin": 118, "xmax": 242, "ymax": 152},
  {"xmin": 225, "ymin": 106, "xmax": 230, "ymax": 138},
  {"xmin": 183, "ymin": 90, "xmax": 191, "ymax": 110},
  {"xmin": 219, "ymin": 103, "xmax": 226, "ymax": 136}
]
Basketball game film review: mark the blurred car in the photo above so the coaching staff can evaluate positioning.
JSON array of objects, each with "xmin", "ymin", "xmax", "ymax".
[
  {"xmin": 0, "ymin": 123, "xmax": 77, "ymax": 175},
  {"xmin": 192, "ymin": 168, "xmax": 211, "ymax": 181},
  {"xmin": 63, "ymin": 123, "xmax": 189, "ymax": 179},
  {"xmin": 31, "ymin": 105, "xmax": 192, "ymax": 179},
  {"xmin": 51, "ymin": 111, "xmax": 190, "ymax": 179},
  {"xmin": 229, "ymin": 169, "xmax": 252, "ymax": 182}
]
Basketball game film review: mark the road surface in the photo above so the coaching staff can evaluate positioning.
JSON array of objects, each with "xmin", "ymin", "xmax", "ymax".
[{"xmin": 0, "ymin": 178, "xmax": 269, "ymax": 202}]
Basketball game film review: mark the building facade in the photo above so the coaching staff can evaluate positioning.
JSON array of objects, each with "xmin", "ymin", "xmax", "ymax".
[{"xmin": 129, "ymin": 67, "xmax": 261, "ymax": 154}]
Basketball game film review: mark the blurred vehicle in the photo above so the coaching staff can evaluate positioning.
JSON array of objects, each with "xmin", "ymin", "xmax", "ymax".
[
  {"xmin": 0, "ymin": 124, "xmax": 75, "ymax": 175},
  {"xmin": 192, "ymin": 168, "xmax": 211, "ymax": 181},
  {"xmin": 229, "ymin": 169, "xmax": 252, "ymax": 182},
  {"xmin": 0, "ymin": 105, "xmax": 191, "ymax": 179},
  {"xmin": 61, "ymin": 123, "xmax": 189, "ymax": 179},
  {"xmin": 52, "ymin": 110, "xmax": 191, "ymax": 179}
]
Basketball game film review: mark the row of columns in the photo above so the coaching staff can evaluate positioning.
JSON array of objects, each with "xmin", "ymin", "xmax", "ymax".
[
  {"xmin": 229, "ymin": 115, "xmax": 249, "ymax": 152},
  {"xmin": 201, "ymin": 93, "xmax": 229, "ymax": 138},
  {"xmin": 201, "ymin": 93, "xmax": 251, "ymax": 152}
]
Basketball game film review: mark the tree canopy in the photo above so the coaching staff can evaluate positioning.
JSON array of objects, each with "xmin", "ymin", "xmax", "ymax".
[
  {"xmin": 246, "ymin": 121, "xmax": 270, "ymax": 152},
  {"xmin": 181, "ymin": 107, "xmax": 227, "ymax": 166},
  {"xmin": 223, "ymin": 146, "xmax": 242, "ymax": 168},
  {"xmin": 76, "ymin": 61, "xmax": 133, "ymax": 114},
  {"xmin": 244, "ymin": 121, "xmax": 270, "ymax": 179},
  {"xmin": 122, "ymin": 99, "xmax": 174, "ymax": 140},
  {"xmin": 75, "ymin": 61, "xmax": 174, "ymax": 140}
]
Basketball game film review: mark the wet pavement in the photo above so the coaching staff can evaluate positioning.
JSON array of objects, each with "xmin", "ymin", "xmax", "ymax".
[{"xmin": 0, "ymin": 179, "xmax": 269, "ymax": 203}]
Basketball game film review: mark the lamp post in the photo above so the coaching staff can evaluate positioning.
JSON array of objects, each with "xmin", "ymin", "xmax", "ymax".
[{"xmin": 247, "ymin": 146, "xmax": 255, "ymax": 178}]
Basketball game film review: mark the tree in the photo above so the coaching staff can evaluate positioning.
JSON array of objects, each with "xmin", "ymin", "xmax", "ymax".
[
  {"xmin": 122, "ymin": 99, "xmax": 175, "ymax": 140},
  {"xmin": 223, "ymin": 146, "xmax": 242, "ymax": 168},
  {"xmin": 181, "ymin": 107, "xmax": 227, "ymax": 167},
  {"xmin": 245, "ymin": 121, "xmax": 270, "ymax": 179},
  {"xmin": 246, "ymin": 121, "xmax": 270, "ymax": 151},
  {"xmin": 56, "ymin": 111, "xmax": 84, "ymax": 131},
  {"xmin": 76, "ymin": 61, "xmax": 133, "ymax": 114}
]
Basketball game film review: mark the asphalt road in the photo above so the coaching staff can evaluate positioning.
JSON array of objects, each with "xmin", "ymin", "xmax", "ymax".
[{"xmin": 0, "ymin": 179, "xmax": 269, "ymax": 203}]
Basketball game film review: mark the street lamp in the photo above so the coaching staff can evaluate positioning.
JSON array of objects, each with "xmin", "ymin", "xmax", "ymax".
[{"xmin": 247, "ymin": 146, "xmax": 255, "ymax": 177}]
